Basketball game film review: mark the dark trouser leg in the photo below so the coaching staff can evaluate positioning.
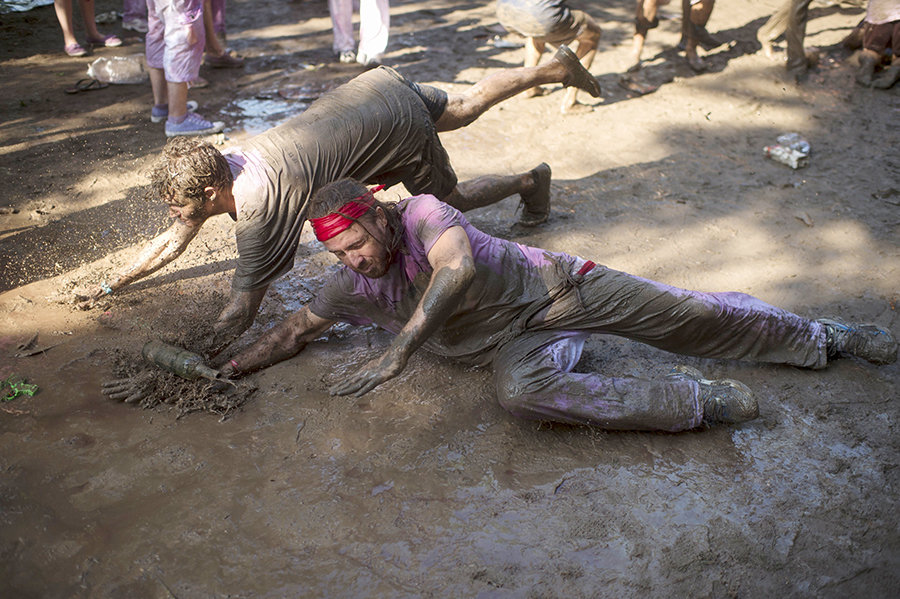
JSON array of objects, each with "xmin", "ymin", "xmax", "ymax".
[
  {"xmin": 493, "ymin": 331, "xmax": 703, "ymax": 431},
  {"xmin": 535, "ymin": 266, "xmax": 827, "ymax": 369},
  {"xmin": 786, "ymin": 0, "xmax": 814, "ymax": 72}
]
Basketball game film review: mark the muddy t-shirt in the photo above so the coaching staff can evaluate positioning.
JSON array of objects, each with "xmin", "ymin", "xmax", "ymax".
[
  {"xmin": 308, "ymin": 195, "xmax": 588, "ymax": 365},
  {"xmin": 223, "ymin": 67, "xmax": 446, "ymax": 292}
]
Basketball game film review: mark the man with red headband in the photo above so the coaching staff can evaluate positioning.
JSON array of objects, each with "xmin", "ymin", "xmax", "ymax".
[
  {"xmin": 80, "ymin": 50, "xmax": 602, "ymax": 353},
  {"xmin": 191, "ymin": 178, "xmax": 897, "ymax": 432}
]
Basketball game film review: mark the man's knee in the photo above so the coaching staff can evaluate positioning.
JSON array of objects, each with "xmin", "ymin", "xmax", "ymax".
[{"xmin": 435, "ymin": 95, "xmax": 479, "ymax": 131}]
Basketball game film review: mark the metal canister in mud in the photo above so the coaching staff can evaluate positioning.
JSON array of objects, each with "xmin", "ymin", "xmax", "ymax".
[{"xmin": 141, "ymin": 340, "xmax": 222, "ymax": 382}]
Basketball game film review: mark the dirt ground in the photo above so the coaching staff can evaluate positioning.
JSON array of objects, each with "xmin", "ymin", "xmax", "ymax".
[{"xmin": 2, "ymin": 0, "xmax": 899, "ymax": 596}]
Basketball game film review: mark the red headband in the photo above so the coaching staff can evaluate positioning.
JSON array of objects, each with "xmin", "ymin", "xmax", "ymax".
[{"xmin": 310, "ymin": 185, "xmax": 385, "ymax": 242}]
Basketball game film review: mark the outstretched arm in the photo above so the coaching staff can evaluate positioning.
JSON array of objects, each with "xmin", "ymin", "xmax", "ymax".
[
  {"xmin": 79, "ymin": 220, "xmax": 201, "ymax": 307},
  {"xmin": 220, "ymin": 305, "xmax": 335, "ymax": 377},
  {"xmin": 330, "ymin": 225, "xmax": 476, "ymax": 397},
  {"xmin": 206, "ymin": 286, "xmax": 269, "ymax": 356}
]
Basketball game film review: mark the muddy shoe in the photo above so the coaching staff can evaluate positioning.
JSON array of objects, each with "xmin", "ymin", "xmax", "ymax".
[
  {"xmin": 518, "ymin": 163, "xmax": 551, "ymax": 227},
  {"xmin": 667, "ymin": 366, "xmax": 759, "ymax": 426},
  {"xmin": 554, "ymin": 45, "xmax": 601, "ymax": 98},
  {"xmin": 818, "ymin": 318, "xmax": 898, "ymax": 365}
]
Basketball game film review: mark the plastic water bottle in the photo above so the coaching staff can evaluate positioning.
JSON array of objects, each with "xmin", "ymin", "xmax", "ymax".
[
  {"xmin": 87, "ymin": 54, "xmax": 149, "ymax": 85},
  {"xmin": 141, "ymin": 340, "xmax": 222, "ymax": 382},
  {"xmin": 763, "ymin": 132, "xmax": 810, "ymax": 169}
]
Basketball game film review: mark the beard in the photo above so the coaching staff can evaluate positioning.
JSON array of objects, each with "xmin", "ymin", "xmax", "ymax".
[{"xmin": 351, "ymin": 244, "xmax": 393, "ymax": 279}]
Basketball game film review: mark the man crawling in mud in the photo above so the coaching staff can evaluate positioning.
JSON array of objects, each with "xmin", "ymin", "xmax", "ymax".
[
  {"xmin": 79, "ymin": 47, "xmax": 602, "ymax": 354},
  {"xmin": 143, "ymin": 177, "xmax": 896, "ymax": 432}
]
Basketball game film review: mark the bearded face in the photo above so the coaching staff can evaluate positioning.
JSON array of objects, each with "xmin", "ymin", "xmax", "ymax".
[{"xmin": 321, "ymin": 212, "xmax": 393, "ymax": 279}]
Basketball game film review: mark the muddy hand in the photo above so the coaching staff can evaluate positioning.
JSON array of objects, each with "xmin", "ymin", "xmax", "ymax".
[
  {"xmin": 329, "ymin": 351, "xmax": 406, "ymax": 397},
  {"xmin": 101, "ymin": 378, "xmax": 148, "ymax": 404}
]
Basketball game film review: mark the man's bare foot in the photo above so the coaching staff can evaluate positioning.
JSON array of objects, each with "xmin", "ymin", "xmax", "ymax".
[
  {"xmin": 687, "ymin": 51, "xmax": 706, "ymax": 72},
  {"xmin": 561, "ymin": 102, "xmax": 593, "ymax": 115},
  {"xmin": 554, "ymin": 45, "xmax": 602, "ymax": 98},
  {"xmin": 523, "ymin": 86, "xmax": 546, "ymax": 98},
  {"xmin": 872, "ymin": 64, "xmax": 900, "ymax": 90}
]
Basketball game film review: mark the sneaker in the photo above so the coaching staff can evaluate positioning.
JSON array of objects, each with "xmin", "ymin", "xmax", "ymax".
[
  {"xmin": 65, "ymin": 42, "xmax": 89, "ymax": 57},
  {"xmin": 667, "ymin": 365, "xmax": 759, "ymax": 426},
  {"xmin": 165, "ymin": 112, "xmax": 225, "ymax": 137},
  {"xmin": 86, "ymin": 34, "xmax": 123, "ymax": 48},
  {"xmin": 554, "ymin": 45, "xmax": 601, "ymax": 98},
  {"xmin": 518, "ymin": 163, "xmax": 551, "ymax": 227},
  {"xmin": 122, "ymin": 17, "xmax": 149, "ymax": 33},
  {"xmin": 151, "ymin": 101, "xmax": 199, "ymax": 123},
  {"xmin": 817, "ymin": 318, "xmax": 898, "ymax": 365},
  {"xmin": 204, "ymin": 50, "xmax": 245, "ymax": 68},
  {"xmin": 338, "ymin": 50, "xmax": 357, "ymax": 64}
]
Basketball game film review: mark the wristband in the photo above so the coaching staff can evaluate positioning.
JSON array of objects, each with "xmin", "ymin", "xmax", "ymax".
[
  {"xmin": 229, "ymin": 359, "xmax": 241, "ymax": 373},
  {"xmin": 100, "ymin": 281, "xmax": 113, "ymax": 295}
]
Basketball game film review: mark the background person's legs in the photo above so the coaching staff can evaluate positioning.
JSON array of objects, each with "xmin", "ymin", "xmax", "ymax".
[
  {"xmin": 785, "ymin": 0, "xmax": 814, "ymax": 75},
  {"xmin": 559, "ymin": 14, "xmax": 601, "ymax": 113},
  {"xmin": 357, "ymin": 0, "xmax": 389, "ymax": 65},
  {"xmin": 629, "ymin": 0, "xmax": 662, "ymax": 70}
]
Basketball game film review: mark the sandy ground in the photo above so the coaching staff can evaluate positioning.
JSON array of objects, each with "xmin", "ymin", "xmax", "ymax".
[{"xmin": 2, "ymin": 0, "xmax": 900, "ymax": 596}]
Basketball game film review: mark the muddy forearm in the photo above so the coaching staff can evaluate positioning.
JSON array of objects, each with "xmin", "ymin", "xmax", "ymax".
[
  {"xmin": 224, "ymin": 306, "xmax": 334, "ymax": 375},
  {"xmin": 101, "ymin": 222, "xmax": 200, "ymax": 295},
  {"xmin": 390, "ymin": 257, "xmax": 476, "ymax": 363},
  {"xmin": 209, "ymin": 286, "xmax": 269, "ymax": 354}
]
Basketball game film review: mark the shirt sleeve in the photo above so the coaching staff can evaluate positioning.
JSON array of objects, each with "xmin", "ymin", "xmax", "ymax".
[{"xmin": 402, "ymin": 194, "xmax": 463, "ymax": 259}]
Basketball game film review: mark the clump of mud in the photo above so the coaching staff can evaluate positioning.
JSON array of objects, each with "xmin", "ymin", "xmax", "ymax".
[{"xmin": 110, "ymin": 347, "xmax": 257, "ymax": 420}]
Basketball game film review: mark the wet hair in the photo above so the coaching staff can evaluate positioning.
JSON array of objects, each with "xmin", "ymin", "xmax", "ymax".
[
  {"xmin": 309, "ymin": 179, "xmax": 404, "ymax": 255},
  {"xmin": 147, "ymin": 138, "xmax": 233, "ymax": 209}
]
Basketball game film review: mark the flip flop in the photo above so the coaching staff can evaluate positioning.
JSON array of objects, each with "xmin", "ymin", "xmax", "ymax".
[
  {"xmin": 617, "ymin": 75, "xmax": 658, "ymax": 96},
  {"xmin": 65, "ymin": 78, "xmax": 109, "ymax": 94}
]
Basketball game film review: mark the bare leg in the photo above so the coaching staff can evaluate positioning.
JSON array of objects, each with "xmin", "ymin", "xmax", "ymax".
[
  {"xmin": 685, "ymin": 0, "xmax": 715, "ymax": 72},
  {"xmin": 856, "ymin": 49, "xmax": 879, "ymax": 86},
  {"xmin": 53, "ymin": 0, "xmax": 79, "ymax": 47},
  {"xmin": 561, "ymin": 18, "xmax": 601, "ymax": 114},
  {"xmin": 442, "ymin": 172, "xmax": 536, "ymax": 212},
  {"xmin": 522, "ymin": 37, "xmax": 546, "ymax": 98},
  {"xmin": 150, "ymin": 67, "xmax": 189, "ymax": 118},
  {"xmin": 435, "ymin": 47, "xmax": 600, "ymax": 131},
  {"xmin": 758, "ymin": 0, "xmax": 791, "ymax": 60},
  {"xmin": 629, "ymin": 0, "xmax": 660, "ymax": 71},
  {"xmin": 78, "ymin": 0, "xmax": 103, "ymax": 41},
  {"xmin": 442, "ymin": 163, "xmax": 552, "ymax": 227}
]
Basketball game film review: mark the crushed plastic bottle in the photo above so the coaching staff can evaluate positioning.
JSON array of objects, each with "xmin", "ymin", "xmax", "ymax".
[
  {"xmin": 763, "ymin": 132, "xmax": 810, "ymax": 169},
  {"xmin": 87, "ymin": 54, "xmax": 149, "ymax": 85}
]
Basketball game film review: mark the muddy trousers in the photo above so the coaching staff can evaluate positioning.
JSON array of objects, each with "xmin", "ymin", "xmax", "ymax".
[
  {"xmin": 758, "ymin": 0, "xmax": 813, "ymax": 71},
  {"xmin": 491, "ymin": 266, "xmax": 826, "ymax": 432}
]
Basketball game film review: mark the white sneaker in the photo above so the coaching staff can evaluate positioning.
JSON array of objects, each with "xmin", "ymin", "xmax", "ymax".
[{"xmin": 165, "ymin": 112, "xmax": 225, "ymax": 137}]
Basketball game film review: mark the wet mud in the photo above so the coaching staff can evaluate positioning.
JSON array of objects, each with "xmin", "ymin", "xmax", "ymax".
[{"xmin": 1, "ymin": 0, "xmax": 899, "ymax": 597}]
